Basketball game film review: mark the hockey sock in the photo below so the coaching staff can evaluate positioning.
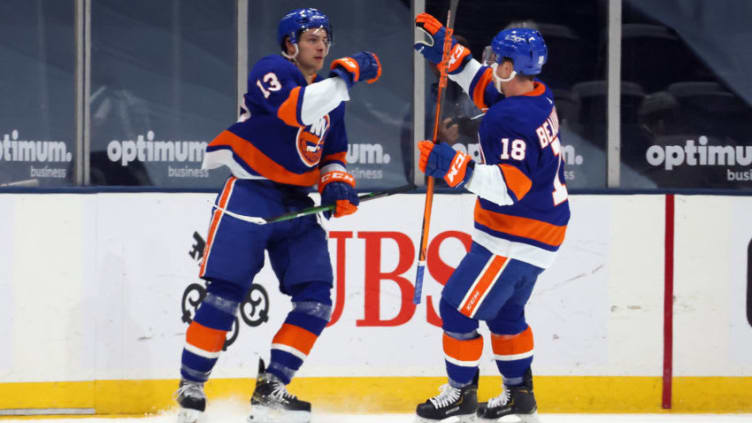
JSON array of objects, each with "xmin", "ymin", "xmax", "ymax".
[
  {"xmin": 440, "ymin": 298, "xmax": 482, "ymax": 388},
  {"xmin": 490, "ymin": 325, "xmax": 534, "ymax": 386},
  {"xmin": 443, "ymin": 331, "xmax": 483, "ymax": 388},
  {"xmin": 268, "ymin": 282, "xmax": 332, "ymax": 384},
  {"xmin": 180, "ymin": 280, "xmax": 243, "ymax": 383}
]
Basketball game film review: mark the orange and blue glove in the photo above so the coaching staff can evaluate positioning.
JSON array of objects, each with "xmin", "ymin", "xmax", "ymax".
[
  {"xmin": 418, "ymin": 140, "xmax": 475, "ymax": 188},
  {"xmin": 414, "ymin": 13, "xmax": 471, "ymax": 74},
  {"xmin": 330, "ymin": 51, "xmax": 382, "ymax": 88},
  {"xmin": 319, "ymin": 171, "xmax": 359, "ymax": 219}
]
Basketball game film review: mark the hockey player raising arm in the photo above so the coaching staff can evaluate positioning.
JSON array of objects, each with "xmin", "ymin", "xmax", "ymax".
[
  {"xmin": 174, "ymin": 8, "xmax": 380, "ymax": 423},
  {"xmin": 412, "ymin": 13, "xmax": 570, "ymax": 423}
]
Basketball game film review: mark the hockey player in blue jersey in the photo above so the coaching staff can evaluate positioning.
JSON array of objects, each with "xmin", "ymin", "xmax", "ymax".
[
  {"xmin": 412, "ymin": 13, "xmax": 570, "ymax": 423},
  {"xmin": 174, "ymin": 8, "xmax": 381, "ymax": 423}
]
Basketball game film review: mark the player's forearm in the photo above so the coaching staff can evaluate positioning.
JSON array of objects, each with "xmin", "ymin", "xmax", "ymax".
[
  {"xmin": 448, "ymin": 58, "xmax": 483, "ymax": 96},
  {"xmin": 298, "ymin": 77, "xmax": 351, "ymax": 125},
  {"xmin": 464, "ymin": 163, "xmax": 514, "ymax": 206}
]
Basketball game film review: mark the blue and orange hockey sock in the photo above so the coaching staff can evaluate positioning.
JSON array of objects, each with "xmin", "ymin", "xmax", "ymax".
[
  {"xmin": 267, "ymin": 282, "xmax": 332, "ymax": 384},
  {"xmin": 180, "ymin": 280, "xmax": 242, "ymax": 383},
  {"xmin": 440, "ymin": 298, "xmax": 482, "ymax": 387},
  {"xmin": 490, "ymin": 325, "xmax": 534, "ymax": 386}
]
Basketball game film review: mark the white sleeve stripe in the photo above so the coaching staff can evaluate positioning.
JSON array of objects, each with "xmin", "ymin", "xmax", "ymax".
[
  {"xmin": 299, "ymin": 77, "xmax": 350, "ymax": 126},
  {"xmin": 448, "ymin": 58, "xmax": 482, "ymax": 96},
  {"xmin": 465, "ymin": 164, "xmax": 514, "ymax": 206}
]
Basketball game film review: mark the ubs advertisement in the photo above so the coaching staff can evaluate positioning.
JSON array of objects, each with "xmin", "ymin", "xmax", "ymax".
[
  {"xmin": 4, "ymin": 193, "xmax": 643, "ymax": 382},
  {"xmin": 92, "ymin": 193, "xmax": 615, "ymax": 379},
  {"xmin": 7, "ymin": 192, "xmax": 752, "ymax": 383}
]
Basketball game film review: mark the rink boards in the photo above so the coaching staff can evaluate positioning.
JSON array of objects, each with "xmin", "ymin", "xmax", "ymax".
[{"xmin": 0, "ymin": 193, "xmax": 751, "ymax": 414}]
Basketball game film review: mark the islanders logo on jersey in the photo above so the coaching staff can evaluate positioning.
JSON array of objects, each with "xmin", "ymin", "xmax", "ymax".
[{"xmin": 296, "ymin": 114, "xmax": 330, "ymax": 167}]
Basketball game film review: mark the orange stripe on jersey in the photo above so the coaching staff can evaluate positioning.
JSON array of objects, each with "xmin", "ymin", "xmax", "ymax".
[
  {"xmin": 199, "ymin": 177, "xmax": 236, "ymax": 278},
  {"xmin": 186, "ymin": 321, "xmax": 227, "ymax": 353},
  {"xmin": 272, "ymin": 323, "xmax": 318, "ymax": 357},
  {"xmin": 277, "ymin": 86, "xmax": 303, "ymax": 127},
  {"xmin": 472, "ymin": 67, "xmax": 494, "ymax": 111},
  {"xmin": 209, "ymin": 130, "xmax": 319, "ymax": 186},
  {"xmin": 443, "ymin": 333, "xmax": 483, "ymax": 363},
  {"xmin": 322, "ymin": 151, "xmax": 347, "ymax": 164},
  {"xmin": 474, "ymin": 201, "xmax": 567, "ymax": 247},
  {"xmin": 459, "ymin": 255, "xmax": 507, "ymax": 317},
  {"xmin": 522, "ymin": 81, "xmax": 546, "ymax": 97},
  {"xmin": 491, "ymin": 326, "xmax": 534, "ymax": 356},
  {"xmin": 500, "ymin": 164, "xmax": 532, "ymax": 200}
]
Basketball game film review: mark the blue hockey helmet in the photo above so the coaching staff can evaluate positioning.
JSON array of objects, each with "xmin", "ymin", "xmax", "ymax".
[
  {"xmin": 277, "ymin": 8, "xmax": 332, "ymax": 49},
  {"xmin": 490, "ymin": 28, "xmax": 547, "ymax": 75}
]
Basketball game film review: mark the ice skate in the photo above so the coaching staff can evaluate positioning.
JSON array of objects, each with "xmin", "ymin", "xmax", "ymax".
[
  {"xmin": 247, "ymin": 360, "xmax": 311, "ymax": 423},
  {"xmin": 175, "ymin": 380, "xmax": 206, "ymax": 423},
  {"xmin": 415, "ymin": 372, "xmax": 478, "ymax": 422},
  {"xmin": 477, "ymin": 370, "xmax": 539, "ymax": 423}
]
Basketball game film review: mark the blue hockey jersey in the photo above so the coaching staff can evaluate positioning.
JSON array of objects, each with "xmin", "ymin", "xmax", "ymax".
[
  {"xmin": 459, "ymin": 64, "xmax": 571, "ymax": 268},
  {"xmin": 202, "ymin": 55, "xmax": 349, "ymax": 186}
]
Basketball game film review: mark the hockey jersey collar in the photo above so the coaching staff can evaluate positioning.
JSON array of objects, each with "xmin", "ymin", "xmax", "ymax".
[{"xmin": 522, "ymin": 81, "xmax": 546, "ymax": 97}]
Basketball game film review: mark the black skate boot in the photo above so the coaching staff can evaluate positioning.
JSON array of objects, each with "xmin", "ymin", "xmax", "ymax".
[
  {"xmin": 415, "ymin": 371, "xmax": 478, "ymax": 422},
  {"xmin": 477, "ymin": 368, "xmax": 539, "ymax": 423},
  {"xmin": 247, "ymin": 359, "xmax": 311, "ymax": 423},
  {"xmin": 175, "ymin": 380, "xmax": 206, "ymax": 423}
]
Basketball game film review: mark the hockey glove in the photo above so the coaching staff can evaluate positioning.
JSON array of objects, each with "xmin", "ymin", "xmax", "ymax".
[
  {"xmin": 330, "ymin": 51, "xmax": 382, "ymax": 88},
  {"xmin": 319, "ymin": 171, "xmax": 359, "ymax": 219},
  {"xmin": 418, "ymin": 140, "xmax": 475, "ymax": 188},
  {"xmin": 414, "ymin": 13, "xmax": 470, "ymax": 74}
]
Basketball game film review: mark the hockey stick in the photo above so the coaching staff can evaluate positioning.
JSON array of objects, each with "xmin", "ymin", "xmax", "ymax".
[
  {"xmin": 210, "ymin": 183, "xmax": 417, "ymax": 225},
  {"xmin": 413, "ymin": 0, "xmax": 460, "ymax": 305}
]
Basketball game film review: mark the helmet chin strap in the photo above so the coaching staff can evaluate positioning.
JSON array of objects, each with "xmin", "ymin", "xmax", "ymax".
[
  {"xmin": 281, "ymin": 27, "xmax": 330, "ymax": 62},
  {"xmin": 281, "ymin": 43, "xmax": 299, "ymax": 61},
  {"xmin": 491, "ymin": 63, "xmax": 516, "ymax": 93}
]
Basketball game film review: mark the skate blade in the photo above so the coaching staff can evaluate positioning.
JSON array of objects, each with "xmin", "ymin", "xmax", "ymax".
[
  {"xmin": 177, "ymin": 408, "xmax": 203, "ymax": 423},
  {"xmin": 415, "ymin": 414, "xmax": 476, "ymax": 423},
  {"xmin": 477, "ymin": 411, "xmax": 540, "ymax": 423},
  {"xmin": 247, "ymin": 406, "xmax": 310, "ymax": 423}
]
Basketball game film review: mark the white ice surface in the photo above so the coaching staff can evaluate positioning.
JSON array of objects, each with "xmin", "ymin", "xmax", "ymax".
[{"xmin": 1, "ymin": 400, "xmax": 750, "ymax": 423}]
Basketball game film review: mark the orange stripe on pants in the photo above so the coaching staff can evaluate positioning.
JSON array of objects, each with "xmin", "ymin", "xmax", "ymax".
[
  {"xmin": 199, "ymin": 177, "xmax": 236, "ymax": 278},
  {"xmin": 459, "ymin": 255, "xmax": 508, "ymax": 317}
]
